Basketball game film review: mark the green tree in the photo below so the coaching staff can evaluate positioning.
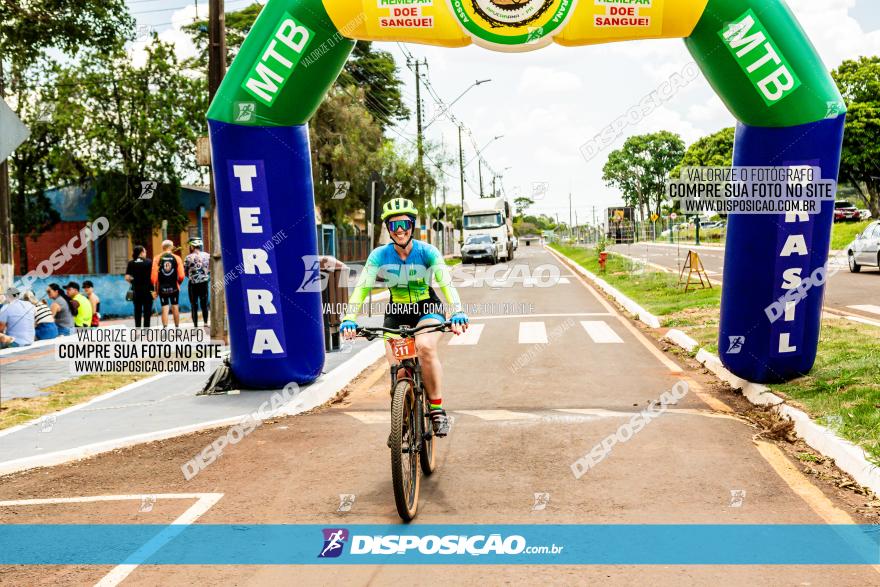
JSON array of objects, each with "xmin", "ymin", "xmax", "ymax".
[
  {"xmin": 310, "ymin": 86, "xmax": 383, "ymax": 226},
  {"xmin": 338, "ymin": 42, "xmax": 410, "ymax": 129},
  {"xmin": 832, "ymin": 56, "xmax": 880, "ymax": 216},
  {"xmin": 185, "ymin": 8, "xmax": 408, "ymax": 130},
  {"xmin": 603, "ymin": 131, "xmax": 685, "ymax": 220},
  {"xmin": 672, "ymin": 127, "xmax": 734, "ymax": 178},
  {"xmin": 513, "ymin": 196, "xmax": 534, "ymax": 215},
  {"xmin": 1, "ymin": 0, "xmax": 132, "ymax": 268},
  {"xmin": 52, "ymin": 37, "xmax": 207, "ymax": 244}
]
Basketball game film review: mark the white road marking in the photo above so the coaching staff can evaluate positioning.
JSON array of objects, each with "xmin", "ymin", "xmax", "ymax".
[
  {"xmin": 519, "ymin": 322, "xmax": 548, "ymax": 344},
  {"xmin": 547, "ymin": 247, "xmax": 683, "ymax": 374},
  {"xmin": 580, "ymin": 321, "xmax": 624, "ymax": 344},
  {"xmin": 0, "ymin": 493, "xmax": 223, "ymax": 587},
  {"xmin": 456, "ymin": 410, "xmax": 541, "ymax": 421},
  {"xmin": 470, "ymin": 312, "xmax": 611, "ymax": 322},
  {"xmin": 555, "ymin": 408, "xmax": 634, "ymax": 418},
  {"xmin": 448, "ymin": 323, "xmax": 485, "ymax": 346},
  {"xmin": 344, "ymin": 412, "xmax": 390, "ymax": 424},
  {"xmin": 849, "ymin": 305, "xmax": 880, "ymax": 316}
]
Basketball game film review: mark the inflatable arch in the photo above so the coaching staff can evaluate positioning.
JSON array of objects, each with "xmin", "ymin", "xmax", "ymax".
[{"xmin": 207, "ymin": 0, "xmax": 846, "ymax": 388}]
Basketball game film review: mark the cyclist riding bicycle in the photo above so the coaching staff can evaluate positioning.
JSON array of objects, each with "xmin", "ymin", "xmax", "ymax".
[{"xmin": 341, "ymin": 198, "xmax": 469, "ymax": 437}]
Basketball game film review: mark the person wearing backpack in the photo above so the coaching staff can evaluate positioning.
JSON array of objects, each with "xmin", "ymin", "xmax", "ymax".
[
  {"xmin": 151, "ymin": 240, "xmax": 185, "ymax": 328},
  {"xmin": 64, "ymin": 282, "xmax": 93, "ymax": 329}
]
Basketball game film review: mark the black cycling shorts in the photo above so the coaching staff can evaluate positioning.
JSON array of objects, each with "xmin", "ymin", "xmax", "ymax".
[
  {"xmin": 160, "ymin": 291, "xmax": 180, "ymax": 307},
  {"xmin": 383, "ymin": 292, "xmax": 445, "ymax": 330}
]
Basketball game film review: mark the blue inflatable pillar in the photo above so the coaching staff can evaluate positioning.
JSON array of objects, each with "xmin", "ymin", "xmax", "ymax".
[
  {"xmin": 209, "ymin": 121, "xmax": 325, "ymax": 388},
  {"xmin": 719, "ymin": 115, "xmax": 846, "ymax": 383}
]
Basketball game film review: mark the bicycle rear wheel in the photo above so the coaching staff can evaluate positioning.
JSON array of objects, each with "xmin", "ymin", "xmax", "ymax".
[
  {"xmin": 390, "ymin": 379, "xmax": 420, "ymax": 521},
  {"xmin": 419, "ymin": 387, "xmax": 436, "ymax": 476}
]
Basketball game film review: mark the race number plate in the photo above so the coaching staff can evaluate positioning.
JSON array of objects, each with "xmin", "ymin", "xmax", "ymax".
[{"xmin": 390, "ymin": 337, "xmax": 417, "ymax": 360}]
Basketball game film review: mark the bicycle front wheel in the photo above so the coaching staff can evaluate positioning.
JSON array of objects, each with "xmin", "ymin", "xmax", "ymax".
[{"xmin": 390, "ymin": 379, "xmax": 420, "ymax": 521}]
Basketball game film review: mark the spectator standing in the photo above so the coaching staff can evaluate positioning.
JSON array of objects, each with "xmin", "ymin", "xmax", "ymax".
[
  {"xmin": 151, "ymin": 240, "xmax": 185, "ymax": 328},
  {"xmin": 184, "ymin": 238, "xmax": 211, "ymax": 328},
  {"xmin": 125, "ymin": 245, "xmax": 155, "ymax": 328},
  {"xmin": 65, "ymin": 282, "xmax": 93, "ymax": 328},
  {"xmin": 24, "ymin": 290, "xmax": 58, "ymax": 340},
  {"xmin": 46, "ymin": 284, "xmax": 75, "ymax": 336},
  {"xmin": 83, "ymin": 280, "xmax": 101, "ymax": 327},
  {"xmin": 0, "ymin": 287, "xmax": 36, "ymax": 348}
]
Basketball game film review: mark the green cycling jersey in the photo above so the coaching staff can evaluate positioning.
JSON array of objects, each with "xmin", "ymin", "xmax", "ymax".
[{"xmin": 342, "ymin": 240, "xmax": 462, "ymax": 322}]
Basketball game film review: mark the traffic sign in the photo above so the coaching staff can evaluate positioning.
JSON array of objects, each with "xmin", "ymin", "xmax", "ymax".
[
  {"xmin": 670, "ymin": 213, "xmax": 678, "ymax": 220},
  {"xmin": 651, "ymin": 213, "xmax": 659, "ymax": 223},
  {"xmin": 0, "ymin": 98, "xmax": 30, "ymax": 162}
]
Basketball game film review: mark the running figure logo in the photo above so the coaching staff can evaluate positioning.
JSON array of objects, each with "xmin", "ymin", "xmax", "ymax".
[
  {"xmin": 727, "ymin": 336, "xmax": 745, "ymax": 354},
  {"xmin": 297, "ymin": 256, "xmax": 326, "ymax": 293},
  {"xmin": 318, "ymin": 528, "xmax": 349, "ymax": 558}
]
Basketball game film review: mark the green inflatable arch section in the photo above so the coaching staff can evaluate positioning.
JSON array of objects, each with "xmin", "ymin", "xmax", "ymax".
[{"xmin": 206, "ymin": 0, "xmax": 845, "ymax": 128}]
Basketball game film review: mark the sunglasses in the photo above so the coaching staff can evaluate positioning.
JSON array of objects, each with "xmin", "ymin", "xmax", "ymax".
[{"xmin": 387, "ymin": 219, "xmax": 414, "ymax": 232}]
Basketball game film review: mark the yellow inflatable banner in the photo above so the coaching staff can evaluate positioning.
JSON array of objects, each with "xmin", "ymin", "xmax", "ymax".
[{"xmin": 325, "ymin": 0, "xmax": 709, "ymax": 51}]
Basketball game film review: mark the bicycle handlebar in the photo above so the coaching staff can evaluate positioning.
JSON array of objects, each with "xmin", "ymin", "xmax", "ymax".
[{"xmin": 356, "ymin": 321, "xmax": 452, "ymax": 340}]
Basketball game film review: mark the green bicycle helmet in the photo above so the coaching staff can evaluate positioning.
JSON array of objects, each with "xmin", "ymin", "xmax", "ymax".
[{"xmin": 381, "ymin": 198, "xmax": 418, "ymax": 222}]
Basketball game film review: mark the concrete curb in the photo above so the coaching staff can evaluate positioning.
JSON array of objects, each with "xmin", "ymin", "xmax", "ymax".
[
  {"xmin": 663, "ymin": 328, "xmax": 698, "ymax": 353},
  {"xmin": 667, "ymin": 337, "xmax": 880, "ymax": 495},
  {"xmin": 549, "ymin": 247, "xmax": 662, "ymax": 329},
  {"xmin": 0, "ymin": 342, "xmax": 386, "ymax": 477}
]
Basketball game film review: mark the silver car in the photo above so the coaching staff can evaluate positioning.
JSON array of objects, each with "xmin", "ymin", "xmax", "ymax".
[
  {"xmin": 847, "ymin": 221, "xmax": 880, "ymax": 273},
  {"xmin": 461, "ymin": 234, "xmax": 498, "ymax": 265}
]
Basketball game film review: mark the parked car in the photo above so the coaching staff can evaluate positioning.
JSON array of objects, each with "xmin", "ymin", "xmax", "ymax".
[
  {"xmin": 834, "ymin": 201, "xmax": 862, "ymax": 222},
  {"xmin": 846, "ymin": 221, "xmax": 880, "ymax": 273},
  {"xmin": 860, "ymin": 209, "xmax": 873, "ymax": 220},
  {"xmin": 461, "ymin": 234, "xmax": 498, "ymax": 265},
  {"xmin": 701, "ymin": 221, "xmax": 726, "ymax": 230}
]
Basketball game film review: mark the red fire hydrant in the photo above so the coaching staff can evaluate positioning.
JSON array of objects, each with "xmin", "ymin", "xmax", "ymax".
[{"xmin": 599, "ymin": 252, "xmax": 608, "ymax": 272}]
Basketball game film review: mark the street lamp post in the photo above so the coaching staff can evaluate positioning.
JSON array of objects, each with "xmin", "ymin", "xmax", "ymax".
[{"xmin": 424, "ymin": 79, "xmax": 492, "ymax": 130}]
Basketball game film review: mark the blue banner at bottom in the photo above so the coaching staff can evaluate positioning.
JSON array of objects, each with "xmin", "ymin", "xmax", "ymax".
[{"xmin": 2, "ymin": 525, "xmax": 880, "ymax": 565}]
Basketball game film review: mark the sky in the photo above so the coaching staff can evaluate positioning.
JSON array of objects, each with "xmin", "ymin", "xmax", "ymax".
[{"xmin": 128, "ymin": 0, "xmax": 880, "ymax": 222}]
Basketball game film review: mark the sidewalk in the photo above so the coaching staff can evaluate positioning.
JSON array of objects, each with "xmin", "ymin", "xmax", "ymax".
[
  {"xmin": 0, "ymin": 315, "xmax": 386, "ymax": 475},
  {"xmin": 0, "ymin": 317, "xmax": 201, "ymax": 400}
]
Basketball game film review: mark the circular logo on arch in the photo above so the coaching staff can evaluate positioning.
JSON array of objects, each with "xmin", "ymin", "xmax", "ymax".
[{"xmin": 448, "ymin": 0, "xmax": 577, "ymax": 50}]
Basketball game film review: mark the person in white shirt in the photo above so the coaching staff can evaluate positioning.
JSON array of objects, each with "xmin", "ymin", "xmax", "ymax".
[{"xmin": 0, "ymin": 287, "xmax": 36, "ymax": 348}]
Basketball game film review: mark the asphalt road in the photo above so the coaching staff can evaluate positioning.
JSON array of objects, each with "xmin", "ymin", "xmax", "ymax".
[
  {"xmin": 610, "ymin": 242, "xmax": 880, "ymax": 325},
  {"xmin": 1, "ymin": 246, "xmax": 877, "ymax": 585}
]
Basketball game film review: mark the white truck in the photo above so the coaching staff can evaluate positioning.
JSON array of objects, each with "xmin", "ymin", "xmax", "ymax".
[{"xmin": 462, "ymin": 197, "xmax": 515, "ymax": 262}]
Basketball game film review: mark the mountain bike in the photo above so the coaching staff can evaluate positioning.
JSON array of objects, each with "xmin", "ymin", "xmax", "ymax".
[{"xmin": 357, "ymin": 321, "xmax": 452, "ymax": 521}]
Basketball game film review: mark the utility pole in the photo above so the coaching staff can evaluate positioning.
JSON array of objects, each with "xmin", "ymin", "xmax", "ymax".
[
  {"xmin": 478, "ymin": 158, "xmax": 483, "ymax": 198},
  {"xmin": 0, "ymin": 59, "xmax": 12, "ymax": 291},
  {"xmin": 575, "ymin": 210, "xmax": 578, "ymax": 243},
  {"xmin": 441, "ymin": 184, "xmax": 447, "ymax": 255},
  {"xmin": 569, "ymin": 192, "xmax": 573, "ymax": 242},
  {"xmin": 458, "ymin": 125, "xmax": 465, "ymax": 248},
  {"xmin": 208, "ymin": 0, "xmax": 227, "ymax": 342},
  {"xmin": 412, "ymin": 58, "xmax": 427, "ymax": 240}
]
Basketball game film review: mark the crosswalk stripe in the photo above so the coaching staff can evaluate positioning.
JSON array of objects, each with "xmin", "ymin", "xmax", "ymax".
[
  {"xmin": 521, "ymin": 277, "xmax": 570, "ymax": 286},
  {"xmin": 519, "ymin": 322, "xmax": 548, "ymax": 344},
  {"xmin": 448, "ymin": 323, "xmax": 484, "ymax": 346},
  {"xmin": 456, "ymin": 410, "xmax": 541, "ymax": 421},
  {"xmin": 848, "ymin": 305, "xmax": 880, "ymax": 316},
  {"xmin": 580, "ymin": 321, "xmax": 624, "ymax": 344}
]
